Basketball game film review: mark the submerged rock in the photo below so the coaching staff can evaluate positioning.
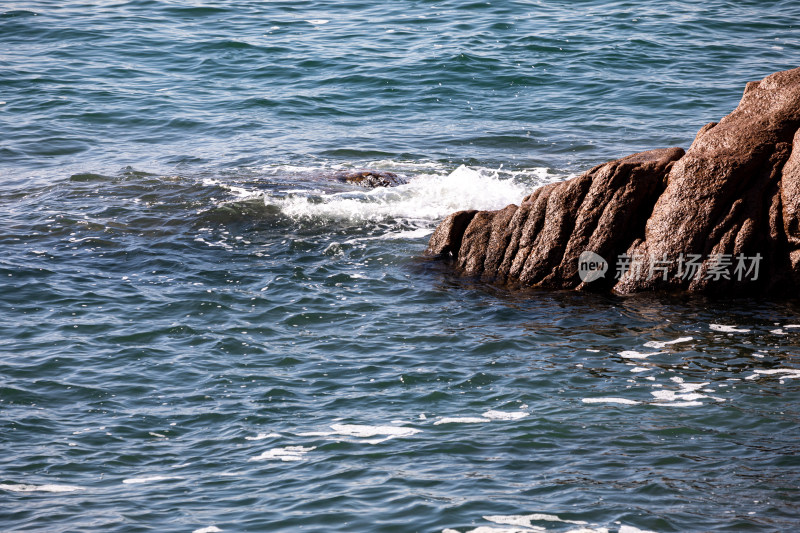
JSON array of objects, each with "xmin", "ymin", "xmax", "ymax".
[
  {"xmin": 334, "ymin": 169, "xmax": 406, "ymax": 188},
  {"xmin": 426, "ymin": 67, "xmax": 800, "ymax": 296}
]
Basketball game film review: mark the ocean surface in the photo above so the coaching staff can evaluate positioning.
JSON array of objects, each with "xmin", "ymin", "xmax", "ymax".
[{"xmin": 2, "ymin": 1, "xmax": 800, "ymax": 531}]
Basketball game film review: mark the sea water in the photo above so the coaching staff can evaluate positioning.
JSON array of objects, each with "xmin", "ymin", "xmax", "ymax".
[{"xmin": 2, "ymin": 1, "xmax": 800, "ymax": 531}]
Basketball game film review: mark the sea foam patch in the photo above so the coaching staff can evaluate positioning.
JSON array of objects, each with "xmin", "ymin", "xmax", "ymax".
[
  {"xmin": 651, "ymin": 389, "xmax": 706, "ymax": 401},
  {"xmin": 745, "ymin": 368, "xmax": 800, "ymax": 380},
  {"xmin": 250, "ymin": 446, "xmax": 316, "ymax": 462},
  {"xmin": 264, "ymin": 165, "xmax": 533, "ymax": 224},
  {"xmin": 583, "ymin": 376, "xmax": 716, "ymax": 408},
  {"xmin": 710, "ymin": 324, "xmax": 750, "ymax": 333},
  {"xmin": 330, "ymin": 424, "xmax": 420, "ymax": 438},
  {"xmin": 643, "ymin": 336, "xmax": 693, "ymax": 349},
  {"xmin": 482, "ymin": 410, "xmax": 529, "ymax": 421},
  {"xmin": 649, "ymin": 381, "xmax": 709, "ymax": 406},
  {"xmin": 0, "ymin": 483, "xmax": 85, "ymax": 493},
  {"xmin": 245, "ymin": 432, "xmax": 281, "ymax": 441},
  {"xmin": 434, "ymin": 417, "xmax": 491, "ymax": 425},
  {"xmin": 650, "ymin": 401, "xmax": 704, "ymax": 407},
  {"xmin": 485, "ymin": 513, "xmax": 588, "ymax": 527},
  {"xmin": 582, "ymin": 397, "xmax": 641, "ymax": 406},
  {"xmin": 442, "ymin": 526, "xmax": 528, "ymax": 533},
  {"xmin": 443, "ymin": 512, "xmax": 605, "ymax": 533},
  {"xmin": 298, "ymin": 423, "xmax": 421, "ymax": 444},
  {"xmin": 619, "ymin": 351, "xmax": 661, "ymax": 360}
]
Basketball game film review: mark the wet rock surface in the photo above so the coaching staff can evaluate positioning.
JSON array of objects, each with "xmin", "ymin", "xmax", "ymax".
[
  {"xmin": 334, "ymin": 170, "xmax": 406, "ymax": 188},
  {"xmin": 426, "ymin": 67, "xmax": 800, "ymax": 296}
]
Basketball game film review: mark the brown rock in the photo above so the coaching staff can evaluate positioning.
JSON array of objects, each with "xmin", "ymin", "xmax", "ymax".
[
  {"xmin": 426, "ymin": 67, "xmax": 800, "ymax": 296},
  {"xmin": 426, "ymin": 210, "xmax": 478, "ymax": 258},
  {"xmin": 616, "ymin": 67, "xmax": 800, "ymax": 295},
  {"xmin": 334, "ymin": 170, "xmax": 406, "ymax": 188}
]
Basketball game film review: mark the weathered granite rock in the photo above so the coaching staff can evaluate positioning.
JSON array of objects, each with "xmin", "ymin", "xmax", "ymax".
[
  {"xmin": 334, "ymin": 170, "xmax": 406, "ymax": 188},
  {"xmin": 426, "ymin": 67, "xmax": 800, "ymax": 296}
]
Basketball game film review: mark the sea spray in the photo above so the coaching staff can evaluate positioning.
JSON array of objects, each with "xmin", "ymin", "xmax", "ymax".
[{"xmin": 265, "ymin": 165, "xmax": 538, "ymax": 223}]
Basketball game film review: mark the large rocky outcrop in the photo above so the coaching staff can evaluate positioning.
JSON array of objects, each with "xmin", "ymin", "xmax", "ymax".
[{"xmin": 426, "ymin": 67, "xmax": 800, "ymax": 296}]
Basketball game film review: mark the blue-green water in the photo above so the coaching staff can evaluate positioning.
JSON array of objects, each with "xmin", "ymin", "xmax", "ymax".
[{"xmin": 2, "ymin": 1, "xmax": 800, "ymax": 532}]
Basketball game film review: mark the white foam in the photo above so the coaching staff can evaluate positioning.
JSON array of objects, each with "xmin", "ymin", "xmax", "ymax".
[
  {"xmin": 753, "ymin": 368, "xmax": 800, "ymax": 375},
  {"xmin": 328, "ymin": 424, "xmax": 413, "ymax": 437},
  {"xmin": 619, "ymin": 526, "xmax": 658, "ymax": 533},
  {"xmin": 250, "ymin": 446, "xmax": 315, "ymax": 462},
  {"xmin": 434, "ymin": 417, "xmax": 491, "ymax": 425},
  {"xmin": 122, "ymin": 475, "xmax": 182, "ymax": 484},
  {"xmin": 300, "ymin": 424, "xmax": 421, "ymax": 444},
  {"xmin": 342, "ymin": 227, "xmax": 434, "ymax": 244},
  {"xmin": 484, "ymin": 526, "xmax": 545, "ymax": 533},
  {"xmin": 446, "ymin": 512, "xmax": 601, "ymax": 533},
  {"xmin": 629, "ymin": 367, "xmax": 649, "ymax": 373},
  {"xmin": 306, "ymin": 19, "xmax": 329, "ymax": 25},
  {"xmin": 651, "ymin": 390, "xmax": 705, "ymax": 402},
  {"xmin": 619, "ymin": 351, "xmax": 660, "ymax": 360},
  {"xmin": 710, "ymin": 324, "xmax": 750, "ymax": 333},
  {"xmin": 746, "ymin": 368, "xmax": 800, "ymax": 380},
  {"xmin": 226, "ymin": 185, "xmax": 260, "ymax": 199},
  {"xmin": 482, "ymin": 410, "xmax": 529, "ymax": 420},
  {"xmin": 377, "ymin": 227, "xmax": 434, "ymax": 240},
  {"xmin": 450, "ymin": 526, "xmax": 545, "ymax": 533},
  {"xmin": 204, "ymin": 178, "xmax": 264, "ymax": 202},
  {"xmin": 266, "ymin": 165, "xmax": 531, "ymax": 224},
  {"xmin": 245, "ymin": 432, "xmax": 281, "ymax": 441},
  {"xmin": 678, "ymin": 381, "xmax": 708, "ymax": 392},
  {"xmin": 485, "ymin": 513, "xmax": 588, "ymax": 527},
  {"xmin": 0, "ymin": 483, "xmax": 85, "ymax": 493},
  {"xmin": 643, "ymin": 336, "xmax": 693, "ymax": 349},
  {"xmin": 582, "ymin": 397, "xmax": 641, "ymax": 405},
  {"xmin": 330, "ymin": 423, "xmax": 420, "ymax": 439},
  {"xmin": 193, "ymin": 527, "xmax": 222, "ymax": 533},
  {"xmin": 362, "ymin": 159, "xmax": 451, "ymax": 172},
  {"xmin": 650, "ymin": 401, "xmax": 703, "ymax": 407}
]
